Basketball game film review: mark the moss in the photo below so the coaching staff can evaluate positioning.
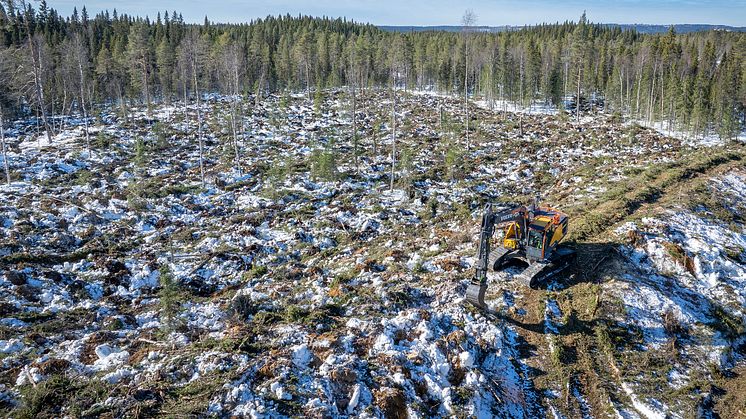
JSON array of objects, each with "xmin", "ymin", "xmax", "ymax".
[
  {"xmin": 252, "ymin": 310, "xmax": 282, "ymax": 327},
  {"xmin": 708, "ymin": 305, "xmax": 745, "ymax": 339},
  {"xmin": 244, "ymin": 264, "xmax": 268, "ymax": 280},
  {"xmin": 17, "ymin": 375, "xmax": 110, "ymax": 418},
  {"xmin": 164, "ymin": 373, "xmax": 226, "ymax": 414},
  {"xmin": 94, "ymin": 131, "xmax": 113, "ymax": 149},
  {"xmin": 30, "ymin": 308, "xmax": 96, "ymax": 335},
  {"xmin": 567, "ymin": 148, "xmax": 744, "ymax": 242},
  {"xmin": 75, "ymin": 169, "xmax": 94, "ymax": 186}
]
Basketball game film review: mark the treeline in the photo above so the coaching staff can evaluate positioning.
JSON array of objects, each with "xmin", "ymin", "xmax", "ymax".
[{"xmin": 0, "ymin": 1, "xmax": 744, "ymax": 140}]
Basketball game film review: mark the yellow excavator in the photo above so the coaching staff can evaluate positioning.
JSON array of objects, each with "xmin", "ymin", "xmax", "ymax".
[{"xmin": 465, "ymin": 201, "xmax": 576, "ymax": 308}]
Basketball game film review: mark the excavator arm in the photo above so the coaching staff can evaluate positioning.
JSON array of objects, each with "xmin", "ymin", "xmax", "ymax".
[{"xmin": 467, "ymin": 204, "xmax": 527, "ymax": 308}]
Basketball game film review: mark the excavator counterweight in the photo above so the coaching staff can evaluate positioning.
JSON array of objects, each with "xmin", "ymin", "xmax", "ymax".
[{"xmin": 465, "ymin": 202, "xmax": 576, "ymax": 309}]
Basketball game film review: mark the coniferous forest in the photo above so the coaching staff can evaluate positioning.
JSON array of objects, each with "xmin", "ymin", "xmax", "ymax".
[{"xmin": 0, "ymin": 1, "xmax": 744, "ymax": 140}]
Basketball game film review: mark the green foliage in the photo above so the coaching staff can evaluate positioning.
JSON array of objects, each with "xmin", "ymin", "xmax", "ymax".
[
  {"xmin": 310, "ymin": 145, "xmax": 338, "ymax": 181},
  {"xmin": 152, "ymin": 121, "xmax": 170, "ymax": 150},
  {"xmin": 17, "ymin": 375, "xmax": 109, "ymax": 418},
  {"xmin": 279, "ymin": 90, "xmax": 290, "ymax": 110},
  {"xmin": 444, "ymin": 142, "xmax": 464, "ymax": 182},
  {"xmin": 1, "ymin": 7, "xmax": 743, "ymax": 140},
  {"xmin": 126, "ymin": 181, "xmax": 148, "ymax": 212},
  {"xmin": 453, "ymin": 202, "xmax": 472, "ymax": 220},
  {"xmin": 266, "ymin": 158, "xmax": 290, "ymax": 188},
  {"xmin": 75, "ymin": 169, "xmax": 93, "ymax": 185},
  {"xmin": 94, "ymin": 131, "xmax": 112, "ymax": 149},
  {"xmin": 133, "ymin": 136, "xmax": 147, "ymax": 167},
  {"xmin": 158, "ymin": 265, "xmax": 183, "ymax": 332},
  {"xmin": 245, "ymin": 264, "xmax": 268, "ymax": 280},
  {"xmin": 708, "ymin": 304, "xmax": 745, "ymax": 339},
  {"xmin": 397, "ymin": 147, "xmax": 415, "ymax": 188},
  {"xmin": 625, "ymin": 123, "xmax": 643, "ymax": 144}
]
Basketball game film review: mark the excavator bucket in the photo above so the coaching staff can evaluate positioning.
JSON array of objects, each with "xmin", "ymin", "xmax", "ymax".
[{"xmin": 465, "ymin": 281, "xmax": 488, "ymax": 308}]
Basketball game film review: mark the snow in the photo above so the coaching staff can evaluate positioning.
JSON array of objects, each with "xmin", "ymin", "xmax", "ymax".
[
  {"xmin": 0, "ymin": 339, "xmax": 24, "ymax": 354},
  {"xmin": 92, "ymin": 344, "xmax": 130, "ymax": 372},
  {"xmin": 291, "ymin": 344, "xmax": 312, "ymax": 369},
  {"xmin": 2, "ymin": 89, "xmax": 743, "ymax": 417},
  {"xmin": 621, "ymin": 382, "xmax": 666, "ymax": 419},
  {"xmin": 270, "ymin": 381, "xmax": 292, "ymax": 400}
]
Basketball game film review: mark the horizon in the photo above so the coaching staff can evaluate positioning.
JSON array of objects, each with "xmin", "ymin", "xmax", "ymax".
[{"xmin": 45, "ymin": 0, "xmax": 746, "ymax": 27}]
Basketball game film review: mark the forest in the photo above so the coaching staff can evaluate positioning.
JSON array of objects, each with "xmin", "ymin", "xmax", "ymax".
[{"xmin": 1, "ymin": 1, "xmax": 745, "ymax": 140}]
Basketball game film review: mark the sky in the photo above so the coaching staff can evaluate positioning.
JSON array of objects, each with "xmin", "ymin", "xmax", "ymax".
[{"xmin": 45, "ymin": 0, "xmax": 746, "ymax": 27}]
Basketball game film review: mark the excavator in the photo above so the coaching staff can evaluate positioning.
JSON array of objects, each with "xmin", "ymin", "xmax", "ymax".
[{"xmin": 465, "ymin": 201, "xmax": 576, "ymax": 309}]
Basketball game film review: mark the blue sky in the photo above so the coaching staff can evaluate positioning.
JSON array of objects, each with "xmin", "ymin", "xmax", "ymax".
[{"xmin": 46, "ymin": 0, "xmax": 746, "ymax": 26}]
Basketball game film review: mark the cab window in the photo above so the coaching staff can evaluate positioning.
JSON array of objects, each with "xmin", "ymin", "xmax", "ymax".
[{"xmin": 528, "ymin": 230, "xmax": 544, "ymax": 249}]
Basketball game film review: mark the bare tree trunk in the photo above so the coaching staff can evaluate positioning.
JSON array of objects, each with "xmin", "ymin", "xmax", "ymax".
[
  {"xmin": 183, "ymin": 78, "xmax": 189, "ymax": 128},
  {"xmin": 143, "ymin": 62, "xmax": 151, "ymax": 118},
  {"xmin": 648, "ymin": 61, "xmax": 657, "ymax": 125},
  {"xmin": 519, "ymin": 52, "xmax": 525, "ymax": 111},
  {"xmin": 26, "ymin": 33, "xmax": 53, "ymax": 143},
  {"xmin": 255, "ymin": 69, "xmax": 265, "ymax": 107},
  {"xmin": 77, "ymin": 59, "xmax": 91, "ymax": 156},
  {"xmin": 305, "ymin": 61, "xmax": 311, "ymax": 101},
  {"xmin": 231, "ymin": 94, "xmax": 241, "ymax": 175},
  {"xmin": 564, "ymin": 61, "xmax": 569, "ymax": 100},
  {"xmin": 635, "ymin": 55, "xmax": 645, "ymax": 119},
  {"xmin": 116, "ymin": 83, "xmax": 127, "ymax": 127},
  {"xmin": 576, "ymin": 60, "xmax": 582, "ymax": 123},
  {"xmin": 619, "ymin": 69, "xmax": 624, "ymax": 117},
  {"xmin": 352, "ymin": 84, "xmax": 358, "ymax": 173},
  {"xmin": 0, "ymin": 109, "xmax": 10, "ymax": 185},
  {"xmin": 465, "ymin": 41, "xmax": 470, "ymax": 151},
  {"xmin": 659, "ymin": 70, "xmax": 665, "ymax": 129},
  {"xmin": 624, "ymin": 65, "xmax": 632, "ymax": 116},
  {"xmin": 192, "ymin": 67, "xmax": 205, "ymax": 186},
  {"xmin": 390, "ymin": 77, "xmax": 396, "ymax": 192},
  {"xmin": 61, "ymin": 76, "xmax": 70, "ymax": 130}
]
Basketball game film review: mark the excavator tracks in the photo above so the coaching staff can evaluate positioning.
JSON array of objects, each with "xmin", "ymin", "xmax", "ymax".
[{"xmin": 466, "ymin": 246, "xmax": 576, "ymax": 308}]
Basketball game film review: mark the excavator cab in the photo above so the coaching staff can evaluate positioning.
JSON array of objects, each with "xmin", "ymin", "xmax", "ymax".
[
  {"xmin": 465, "ymin": 203, "xmax": 575, "ymax": 309},
  {"xmin": 526, "ymin": 228, "xmax": 545, "ymax": 261}
]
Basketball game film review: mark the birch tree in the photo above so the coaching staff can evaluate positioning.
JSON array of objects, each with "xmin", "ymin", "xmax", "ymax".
[
  {"xmin": 219, "ymin": 39, "xmax": 245, "ymax": 175},
  {"xmin": 388, "ymin": 35, "xmax": 404, "ymax": 191},
  {"xmin": 0, "ymin": 108, "xmax": 9, "ymax": 185},
  {"xmin": 65, "ymin": 32, "xmax": 91, "ymax": 154},
  {"xmin": 462, "ymin": 10, "xmax": 477, "ymax": 150},
  {"xmin": 571, "ymin": 12, "xmax": 588, "ymax": 123},
  {"xmin": 19, "ymin": 0, "xmax": 53, "ymax": 143},
  {"xmin": 178, "ymin": 32, "xmax": 208, "ymax": 186}
]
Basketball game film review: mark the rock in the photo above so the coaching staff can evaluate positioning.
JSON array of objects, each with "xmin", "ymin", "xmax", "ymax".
[
  {"xmin": 42, "ymin": 270, "xmax": 66, "ymax": 283},
  {"xmin": 95, "ymin": 344, "xmax": 115, "ymax": 360},
  {"xmin": 292, "ymin": 344, "xmax": 312, "ymax": 369},
  {"xmin": 459, "ymin": 351, "xmax": 474, "ymax": 368}
]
